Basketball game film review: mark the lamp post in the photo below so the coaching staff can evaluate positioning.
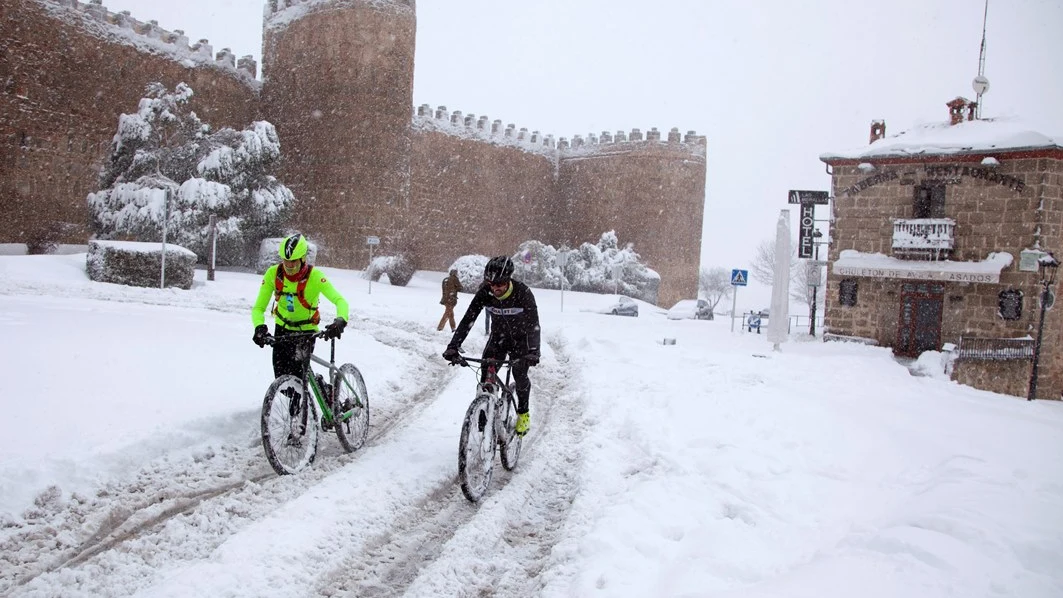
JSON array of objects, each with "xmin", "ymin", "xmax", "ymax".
[
  {"xmin": 809, "ymin": 229, "xmax": 824, "ymax": 336},
  {"xmin": 1027, "ymin": 252, "xmax": 1059, "ymax": 401}
]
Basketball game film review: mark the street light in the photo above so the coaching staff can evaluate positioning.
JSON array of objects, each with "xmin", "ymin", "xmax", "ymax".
[
  {"xmin": 809, "ymin": 229, "xmax": 824, "ymax": 336},
  {"xmin": 1028, "ymin": 251, "xmax": 1059, "ymax": 401}
]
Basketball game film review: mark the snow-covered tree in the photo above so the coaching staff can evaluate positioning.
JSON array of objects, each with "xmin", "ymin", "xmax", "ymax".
[
  {"xmin": 88, "ymin": 82, "xmax": 294, "ymax": 266},
  {"xmin": 749, "ymin": 238, "xmax": 823, "ymax": 311},
  {"xmin": 511, "ymin": 231, "xmax": 660, "ymax": 303},
  {"xmin": 698, "ymin": 266, "xmax": 733, "ymax": 311}
]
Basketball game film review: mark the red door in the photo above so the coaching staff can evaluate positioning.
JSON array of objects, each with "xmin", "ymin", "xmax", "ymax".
[{"xmin": 896, "ymin": 283, "xmax": 944, "ymax": 357}]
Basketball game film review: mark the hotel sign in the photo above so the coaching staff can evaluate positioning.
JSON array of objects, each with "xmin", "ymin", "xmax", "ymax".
[{"xmin": 833, "ymin": 264, "xmax": 1000, "ymax": 284}]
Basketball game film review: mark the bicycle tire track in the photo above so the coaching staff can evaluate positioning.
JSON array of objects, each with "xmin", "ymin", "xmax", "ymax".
[
  {"xmin": 0, "ymin": 318, "xmax": 456, "ymax": 596},
  {"xmin": 321, "ymin": 331, "xmax": 587, "ymax": 598}
]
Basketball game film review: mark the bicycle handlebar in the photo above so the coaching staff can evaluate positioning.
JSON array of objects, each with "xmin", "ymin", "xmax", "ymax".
[
  {"xmin": 264, "ymin": 330, "xmax": 330, "ymax": 345},
  {"xmin": 447, "ymin": 354, "xmax": 521, "ymax": 368}
]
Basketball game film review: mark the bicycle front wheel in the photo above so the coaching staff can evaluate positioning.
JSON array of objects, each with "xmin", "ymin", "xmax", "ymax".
[
  {"xmin": 498, "ymin": 392, "xmax": 522, "ymax": 471},
  {"xmin": 458, "ymin": 393, "xmax": 495, "ymax": 502},
  {"xmin": 261, "ymin": 374, "xmax": 320, "ymax": 476},
  {"xmin": 334, "ymin": 363, "xmax": 369, "ymax": 453}
]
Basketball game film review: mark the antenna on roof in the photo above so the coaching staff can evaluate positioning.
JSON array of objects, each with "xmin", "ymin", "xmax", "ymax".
[{"xmin": 972, "ymin": 0, "xmax": 990, "ymax": 119}]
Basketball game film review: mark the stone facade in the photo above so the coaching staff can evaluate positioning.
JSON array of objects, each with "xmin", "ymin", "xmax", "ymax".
[
  {"xmin": 821, "ymin": 114, "xmax": 1063, "ymax": 400},
  {"xmin": 3, "ymin": 0, "xmax": 707, "ymax": 307}
]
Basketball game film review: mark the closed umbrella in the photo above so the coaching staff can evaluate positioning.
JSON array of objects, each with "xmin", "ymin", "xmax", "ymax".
[{"xmin": 767, "ymin": 209, "xmax": 791, "ymax": 350}]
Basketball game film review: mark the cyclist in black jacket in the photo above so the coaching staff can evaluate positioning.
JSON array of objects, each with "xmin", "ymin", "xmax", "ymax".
[{"xmin": 443, "ymin": 256, "xmax": 541, "ymax": 435}]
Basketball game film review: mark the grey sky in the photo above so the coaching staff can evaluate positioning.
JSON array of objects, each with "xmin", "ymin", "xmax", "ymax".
[{"xmin": 98, "ymin": 0, "xmax": 1063, "ymax": 285}]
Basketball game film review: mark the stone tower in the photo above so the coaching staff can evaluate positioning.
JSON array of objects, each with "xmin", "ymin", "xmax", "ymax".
[{"xmin": 261, "ymin": 0, "xmax": 417, "ymax": 268}]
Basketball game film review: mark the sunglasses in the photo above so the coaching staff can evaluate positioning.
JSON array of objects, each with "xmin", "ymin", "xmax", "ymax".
[{"xmin": 487, "ymin": 280, "xmax": 509, "ymax": 289}]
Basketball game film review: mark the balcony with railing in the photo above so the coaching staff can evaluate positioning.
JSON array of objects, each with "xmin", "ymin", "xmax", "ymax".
[{"xmin": 892, "ymin": 218, "xmax": 956, "ymax": 260}]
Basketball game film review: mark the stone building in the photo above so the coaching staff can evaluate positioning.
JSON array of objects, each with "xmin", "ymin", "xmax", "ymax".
[
  {"xmin": 819, "ymin": 98, "xmax": 1063, "ymax": 399},
  {"xmin": 2, "ymin": 0, "xmax": 707, "ymax": 306}
]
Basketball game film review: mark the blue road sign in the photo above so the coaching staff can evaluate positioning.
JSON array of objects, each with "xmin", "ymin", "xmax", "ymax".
[{"xmin": 731, "ymin": 269, "xmax": 748, "ymax": 286}]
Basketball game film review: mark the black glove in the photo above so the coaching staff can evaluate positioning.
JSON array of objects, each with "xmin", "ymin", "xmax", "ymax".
[
  {"xmin": 442, "ymin": 346, "xmax": 462, "ymax": 364},
  {"xmin": 323, "ymin": 318, "xmax": 346, "ymax": 340},
  {"xmin": 253, "ymin": 325, "xmax": 269, "ymax": 348},
  {"xmin": 523, "ymin": 352, "xmax": 540, "ymax": 366}
]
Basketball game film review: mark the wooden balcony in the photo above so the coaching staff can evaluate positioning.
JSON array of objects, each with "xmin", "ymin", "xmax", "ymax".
[{"xmin": 892, "ymin": 218, "xmax": 956, "ymax": 260}]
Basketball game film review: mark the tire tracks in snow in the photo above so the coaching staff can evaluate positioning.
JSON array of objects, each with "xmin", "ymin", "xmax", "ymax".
[
  {"xmin": 322, "ymin": 332, "xmax": 587, "ymax": 598},
  {"xmin": 0, "ymin": 316, "xmax": 456, "ymax": 596}
]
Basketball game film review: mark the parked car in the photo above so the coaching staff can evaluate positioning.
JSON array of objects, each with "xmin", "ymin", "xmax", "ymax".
[
  {"xmin": 604, "ymin": 296, "xmax": 639, "ymax": 317},
  {"xmin": 667, "ymin": 299, "xmax": 714, "ymax": 320}
]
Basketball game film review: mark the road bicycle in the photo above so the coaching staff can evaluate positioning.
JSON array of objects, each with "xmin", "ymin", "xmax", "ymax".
[
  {"xmin": 449, "ymin": 354, "xmax": 523, "ymax": 502},
  {"xmin": 260, "ymin": 331, "xmax": 369, "ymax": 476}
]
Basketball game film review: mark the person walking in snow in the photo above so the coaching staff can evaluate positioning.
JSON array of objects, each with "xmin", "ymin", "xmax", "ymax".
[
  {"xmin": 251, "ymin": 233, "xmax": 349, "ymax": 382},
  {"xmin": 443, "ymin": 256, "xmax": 540, "ymax": 436},
  {"xmin": 438, "ymin": 269, "xmax": 461, "ymax": 332}
]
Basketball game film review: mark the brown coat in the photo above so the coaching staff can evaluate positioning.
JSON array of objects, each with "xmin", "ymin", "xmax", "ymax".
[{"xmin": 441, "ymin": 272, "xmax": 461, "ymax": 306}]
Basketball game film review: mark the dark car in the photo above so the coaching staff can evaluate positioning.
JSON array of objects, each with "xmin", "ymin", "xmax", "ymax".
[{"xmin": 605, "ymin": 296, "xmax": 639, "ymax": 317}]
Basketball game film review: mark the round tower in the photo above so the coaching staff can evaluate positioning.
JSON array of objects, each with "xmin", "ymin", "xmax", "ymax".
[
  {"xmin": 558, "ymin": 128, "xmax": 707, "ymax": 307},
  {"xmin": 261, "ymin": 0, "xmax": 416, "ymax": 268}
]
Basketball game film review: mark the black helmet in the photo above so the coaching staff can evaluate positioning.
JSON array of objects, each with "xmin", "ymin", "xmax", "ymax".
[{"xmin": 484, "ymin": 255, "xmax": 515, "ymax": 283}]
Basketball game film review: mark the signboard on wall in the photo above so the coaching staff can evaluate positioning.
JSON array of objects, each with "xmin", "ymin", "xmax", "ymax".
[{"xmin": 798, "ymin": 203, "xmax": 815, "ymax": 259}]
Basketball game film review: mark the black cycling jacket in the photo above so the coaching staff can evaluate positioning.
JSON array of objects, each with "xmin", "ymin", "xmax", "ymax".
[{"xmin": 448, "ymin": 280, "xmax": 541, "ymax": 356}]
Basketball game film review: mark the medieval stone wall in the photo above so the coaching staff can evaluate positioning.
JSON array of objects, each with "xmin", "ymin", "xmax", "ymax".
[
  {"xmin": 559, "ymin": 128, "xmax": 706, "ymax": 307},
  {"xmin": 261, "ymin": 0, "xmax": 416, "ymax": 268},
  {"xmin": 1, "ymin": 0, "xmax": 257, "ymax": 246},
  {"xmin": 4, "ymin": 0, "xmax": 708, "ymax": 307},
  {"xmin": 825, "ymin": 156, "xmax": 1063, "ymax": 398},
  {"xmin": 409, "ymin": 127, "xmax": 559, "ymax": 269}
]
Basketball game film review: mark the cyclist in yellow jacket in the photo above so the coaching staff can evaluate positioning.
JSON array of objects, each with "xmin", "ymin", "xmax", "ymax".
[{"xmin": 251, "ymin": 233, "xmax": 349, "ymax": 379}]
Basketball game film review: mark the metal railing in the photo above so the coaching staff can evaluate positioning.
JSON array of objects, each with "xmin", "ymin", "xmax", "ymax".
[
  {"xmin": 892, "ymin": 218, "xmax": 956, "ymax": 260},
  {"xmin": 955, "ymin": 336, "xmax": 1034, "ymax": 361}
]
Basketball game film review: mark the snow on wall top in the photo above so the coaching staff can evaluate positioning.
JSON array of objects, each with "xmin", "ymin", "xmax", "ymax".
[
  {"xmin": 822, "ymin": 116, "xmax": 1063, "ymax": 162},
  {"xmin": 413, "ymin": 104, "xmax": 706, "ymax": 161},
  {"xmin": 34, "ymin": 0, "xmax": 258, "ymax": 86},
  {"xmin": 264, "ymin": 0, "xmax": 414, "ymax": 32}
]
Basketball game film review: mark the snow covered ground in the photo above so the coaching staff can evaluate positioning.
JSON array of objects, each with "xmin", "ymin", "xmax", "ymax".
[{"xmin": 1, "ymin": 253, "xmax": 1061, "ymax": 597}]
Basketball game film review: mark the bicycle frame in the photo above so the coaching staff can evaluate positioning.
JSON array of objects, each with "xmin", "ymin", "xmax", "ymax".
[{"xmin": 273, "ymin": 332, "xmax": 360, "ymax": 423}]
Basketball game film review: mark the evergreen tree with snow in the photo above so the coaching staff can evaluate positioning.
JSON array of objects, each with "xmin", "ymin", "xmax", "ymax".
[{"xmin": 88, "ymin": 82, "xmax": 295, "ymax": 266}]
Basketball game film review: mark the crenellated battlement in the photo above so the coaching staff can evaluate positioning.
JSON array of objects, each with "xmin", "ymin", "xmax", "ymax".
[
  {"xmin": 414, "ymin": 104, "xmax": 706, "ymax": 160},
  {"xmin": 38, "ymin": 0, "xmax": 258, "ymax": 80},
  {"xmin": 413, "ymin": 104, "xmax": 558, "ymax": 158}
]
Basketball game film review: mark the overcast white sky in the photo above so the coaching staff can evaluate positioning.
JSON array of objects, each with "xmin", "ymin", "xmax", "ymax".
[{"xmin": 99, "ymin": 0, "xmax": 1063, "ymax": 274}]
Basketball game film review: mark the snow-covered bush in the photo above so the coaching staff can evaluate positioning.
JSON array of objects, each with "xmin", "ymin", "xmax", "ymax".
[
  {"xmin": 256, "ymin": 237, "xmax": 319, "ymax": 273},
  {"xmin": 512, "ymin": 231, "xmax": 659, "ymax": 303},
  {"xmin": 88, "ymin": 83, "xmax": 294, "ymax": 267},
  {"xmin": 86, "ymin": 240, "xmax": 196, "ymax": 290},
  {"xmin": 365, "ymin": 255, "xmax": 415, "ymax": 287},
  {"xmin": 449, "ymin": 255, "xmax": 490, "ymax": 293}
]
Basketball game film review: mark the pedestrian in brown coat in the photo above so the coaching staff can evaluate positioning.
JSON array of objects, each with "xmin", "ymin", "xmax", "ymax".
[{"xmin": 438, "ymin": 269, "xmax": 461, "ymax": 331}]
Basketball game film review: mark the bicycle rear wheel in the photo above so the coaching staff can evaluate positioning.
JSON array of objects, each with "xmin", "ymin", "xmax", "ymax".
[
  {"xmin": 334, "ymin": 363, "xmax": 369, "ymax": 453},
  {"xmin": 261, "ymin": 374, "xmax": 320, "ymax": 476},
  {"xmin": 498, "ymin": 391, "xmax": 522, "ymax": 471},
  {"xmin": 458, "ymin": 393, "xmax": 495, "ymax": 502}
]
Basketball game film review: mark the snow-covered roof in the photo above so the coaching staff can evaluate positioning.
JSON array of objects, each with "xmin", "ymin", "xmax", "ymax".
[
  {"xmin": 832, "ymin": 249, "xmax": 1013, "ymax": 284},
  {"xmin": 821, "ymin": 117, "xmax": 1063, "ymax": 162}
]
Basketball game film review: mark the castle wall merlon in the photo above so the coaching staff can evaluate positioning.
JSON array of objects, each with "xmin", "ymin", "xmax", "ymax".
[{"xmin": 216, "ymin": 48, "xmax": 236, "ymax": 69}]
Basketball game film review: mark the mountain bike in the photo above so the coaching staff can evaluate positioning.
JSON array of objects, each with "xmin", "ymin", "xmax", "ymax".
[
  {"xmin": 449, "ymin": 354, "xmax": 523, "ymax": 502},
  {"xmin": 260, "ymin": 331, "xmax": 369, "ymax": 476}
]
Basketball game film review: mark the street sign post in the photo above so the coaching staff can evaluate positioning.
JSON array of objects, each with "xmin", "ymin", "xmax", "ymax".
[
  {"xmin": 367, "ymin": 235, "xmax": 379, "ymax": 294},
  {"xmin": 730, "ymin": 269, "xmax": 748, "ymax": 332}
]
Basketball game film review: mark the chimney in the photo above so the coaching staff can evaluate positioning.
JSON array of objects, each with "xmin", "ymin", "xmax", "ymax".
[
  {"xmin": 869, "ymin": 120, "xmax": 886, "ymax": 144},
  {"xmin": 946, "ymin": 97, "xmax": 971, "ymax": 126},
  {"xmin": 966, "ymin": 100, "xmax": 977, "ymax": 121}
]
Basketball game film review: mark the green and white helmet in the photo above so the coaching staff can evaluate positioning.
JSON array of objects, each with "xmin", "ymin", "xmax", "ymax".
[{"xmin": 278, "ymin": 233, "xmax": 309, "ymax": 261}]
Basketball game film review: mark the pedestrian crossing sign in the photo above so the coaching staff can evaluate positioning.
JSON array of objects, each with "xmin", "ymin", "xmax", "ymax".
[{"xmin": 731, "ymin": 269, "xmax": 748, "ymax": 286}]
